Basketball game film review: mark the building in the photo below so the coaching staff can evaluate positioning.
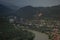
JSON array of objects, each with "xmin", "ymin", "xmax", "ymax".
[{"xmin": 52, "ymin": 26, "xmax": 60, "ymax": 40}]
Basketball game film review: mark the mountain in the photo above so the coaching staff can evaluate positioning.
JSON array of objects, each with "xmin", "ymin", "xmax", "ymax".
[
  {"xmin": 16, "ymin": 5, "xmax": 60, "ymax": 20},
  {"xmin": 0, "ymin": 4, "xmax": 17, "ymax": 17},
  {"xmin": 0, "ymin": 4, "xmax": 60, "ymax": 20},
  {"xmin": 16, "ymin": 6, "xmax": 44, "ymax": 18},
  {"xmin": 0, "ymin": 1, "xmax": 19, "ymax": 10},
  {"xmin": 48, "ymin": 5, "xmax": 60, "ymax": 18},
  {"xmin": 42, "ymin": 5, "xmax": 60, "ymax": 20}
]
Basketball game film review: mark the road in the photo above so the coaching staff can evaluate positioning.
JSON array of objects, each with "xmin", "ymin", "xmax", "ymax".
[
  {"xmin": 27, "ymin": 30, "xmax": 49, "ymax": 40},
  {"xmin": 13, "ymin": 25, "xmax": 49, "ymax": 40}
]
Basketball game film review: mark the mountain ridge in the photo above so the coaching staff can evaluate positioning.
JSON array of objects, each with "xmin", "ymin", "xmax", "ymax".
[{"xmin": 0, "ymin": 4, "xmax": 60, "ymax": 20}]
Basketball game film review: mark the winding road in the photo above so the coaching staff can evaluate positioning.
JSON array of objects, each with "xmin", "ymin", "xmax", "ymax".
[
  {"xmin": 27, "ymin": 30, "xmax": 49, "ymax": 40},
  {"xmin": 14, "ymin": 25, "xmax": 49, "ymax": 40}
]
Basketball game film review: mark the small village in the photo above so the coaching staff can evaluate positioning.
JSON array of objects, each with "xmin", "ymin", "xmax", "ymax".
[
  {"xmin": 0, "ymin": 0, "xmax": 60, "ymax": 40},
  {"xmin": 8, "ymin": 13, "xmax": 60, "ymax": 40}
]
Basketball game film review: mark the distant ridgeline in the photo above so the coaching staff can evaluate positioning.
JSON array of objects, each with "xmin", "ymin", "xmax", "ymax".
[
  {"xmin": 16, "ymin": 5, "xmax": 60, "ymax": 20},
  {"xmin": 0, "ymin": 4, "xmax": 60, "ymax": 20}
]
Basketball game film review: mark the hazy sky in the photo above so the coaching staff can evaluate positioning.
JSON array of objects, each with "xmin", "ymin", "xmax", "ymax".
[{"xmin": 0, "ymin": 0, "xmax": 60, "ymax": 7}]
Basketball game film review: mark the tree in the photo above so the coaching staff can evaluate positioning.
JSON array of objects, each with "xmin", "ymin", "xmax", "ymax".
[{"xmin": 0, "ymin": 17, "xmax": 35, "ymax": 40}]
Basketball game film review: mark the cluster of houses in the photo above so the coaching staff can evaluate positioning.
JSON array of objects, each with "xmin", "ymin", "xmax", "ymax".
[
  {"xmin": 8, "ymin": 15, "xmax": 60, "ymax": 40},
  {"xmin": 8, "ymin": 12, "xmax": 60, "ymax": 28}
]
